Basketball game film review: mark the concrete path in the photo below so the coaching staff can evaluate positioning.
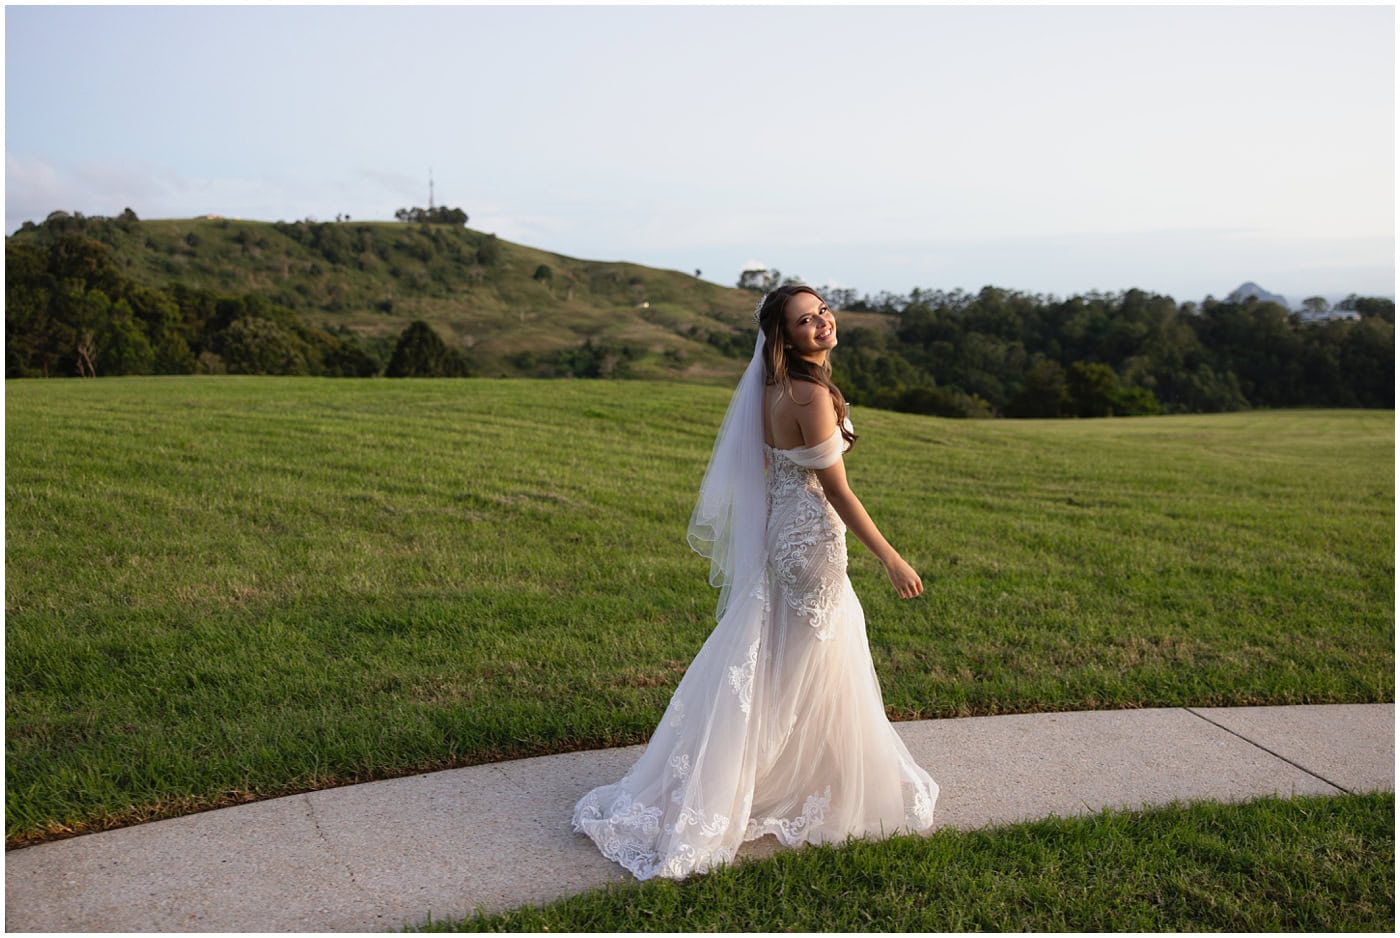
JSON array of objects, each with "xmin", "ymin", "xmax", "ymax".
[{"xmin": 5, "ymin": 703, "xmax": 1392, "ymax": 932}]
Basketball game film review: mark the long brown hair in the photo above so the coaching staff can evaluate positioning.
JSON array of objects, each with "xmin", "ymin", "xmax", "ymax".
[{"xmin": 756, "ymin": 284, "xmax": 857, "ymax": 450}]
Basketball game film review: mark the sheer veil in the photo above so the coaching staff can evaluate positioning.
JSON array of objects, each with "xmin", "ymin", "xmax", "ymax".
[
  {"xmin": 686, "ymin": 329, "xmax": 767, "ymax": 621},
  {"xmin": 574, "ymin": 325, "xmax": 776, "ymax": 880}
]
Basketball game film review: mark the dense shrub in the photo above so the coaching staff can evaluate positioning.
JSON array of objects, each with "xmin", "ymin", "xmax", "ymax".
[{"xmin": 385, "ymin": 320, "xmax": 470, "ymax": 377}]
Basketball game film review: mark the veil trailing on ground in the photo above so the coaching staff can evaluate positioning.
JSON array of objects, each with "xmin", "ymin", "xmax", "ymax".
[
  {"xmin": 574, "ymin": 325, "xmax": 776, "ymax": 879},
  {"xmin": 686, "ymin": 328, "xmax": 767, "ymax": 622}
]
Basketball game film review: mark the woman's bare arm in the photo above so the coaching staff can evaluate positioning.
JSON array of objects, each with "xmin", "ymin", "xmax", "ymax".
[
  {"xmin": 791, "ymin": 389, "xmax": 924, "ymax": 599},
  {"xmin": 816, "ymin": 459, "xmax": 923, "ymax": 599}
]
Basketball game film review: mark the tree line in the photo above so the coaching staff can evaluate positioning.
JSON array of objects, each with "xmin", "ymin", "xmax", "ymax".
[
  {"xmin": 735, "ymin": 265, "xmax": 1393, "ymax": 415},
  {"xmin": 393, "ymin": 205, "xmax": 468, "ymax": 226},
  {"xmin": 824, "ymin": 285, "xmax": 1392, "ymax": 417},
  {"xmin": 7, "ymin": 229, "xmax": 1393, "ymax": 418},
  {"xmin": 6, "ymin": 233, "xmax": 403, "ymax": 378}
]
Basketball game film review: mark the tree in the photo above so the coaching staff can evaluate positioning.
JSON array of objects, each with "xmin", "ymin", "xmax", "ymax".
[
  {"xmin": 386, "ymin": 320, "xmax": 468, "ymax": 377},
  {"xmin": 1064, "ymin": 360, "xmax": 1162, "ymax": 417},
  {"xmin": 96, "ymin": 298, "xmax": 156, "ymax": 375},
  {"xmin": 737, "ymin": 267, "xmax": 780, "ymax": 292},
  {"xmin": 128, "ymin": 285, "xmax": 195, "ymax": 374},
  {"xmin": 394, "ymin": 205, "xmax": 468, "ymax": 226},
  {"xmin": 75, "ymin": 330, "xmax": 98, "ymax": 377},
  {"xmin": 1336, "ymin": 294, "xmax": 1396, "ymax": 323},
  {"xmin": 4, "ymin": 241, "xmax": 52, "ymax": 376},
  {"xmin": 1301, "ymin": 296, "xmax": 1331, "ymax": 318},
  {"xmin": 476, "ymin": 234, "xmax": 501, "ymax": 266},
  {"xmin": 1179, "ymin": 363, "xmax": 1248, "ymax": 412},
  {"xmin": 303, "ymin": 326, "xmax": 379, "ymax": 377},
  {"xmin": 1005, "ymin": 358, "xmax": 1068, "ymax": 418},
  {"xmin": 1066, "ymin": 361, "xmax": 1122, "ymax": 417},
  {"xmin": 1339, "ymin": 315, "xmax": 1395, "ymax": 407},
  {"xmin": 217, "ymin": 316, "xmax": 310, "ymax": 375},
  {"xmin": 821, "ymin": 287, "xmax": 859, "ymax": 309},
  {"xmin": 867, "ymin": 384, "xmax": 993, "ymax": 419}
]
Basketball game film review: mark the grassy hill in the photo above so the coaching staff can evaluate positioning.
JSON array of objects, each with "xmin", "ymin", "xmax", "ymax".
[
  {"xmin": 6, "ymin": 377, "xmax": 1392, "ymax": 845},
  {"xmin": 7, "ymin": 213, "xmax": 892, "ymax": 379}
]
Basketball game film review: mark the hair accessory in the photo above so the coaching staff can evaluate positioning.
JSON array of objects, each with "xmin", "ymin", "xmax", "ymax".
[{"xmin": 751, "ymin": 293, "xmax": 768, "ymax": 325}]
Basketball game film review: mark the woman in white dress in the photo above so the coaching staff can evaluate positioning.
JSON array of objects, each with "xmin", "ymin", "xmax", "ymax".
[{"xmin": 573, "ymin": 285, "xmax": 938, "ymax": 880}]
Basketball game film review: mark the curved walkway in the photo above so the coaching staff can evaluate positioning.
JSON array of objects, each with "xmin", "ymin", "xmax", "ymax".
[{"xmin": 5, "ymin": 703, "xmax": 1393, "ymax": 932}]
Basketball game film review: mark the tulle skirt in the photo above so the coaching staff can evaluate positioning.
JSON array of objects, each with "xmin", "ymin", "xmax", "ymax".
[{"xmin": 572, "ymin": 567, "xmax": 938, "ymax": 880}]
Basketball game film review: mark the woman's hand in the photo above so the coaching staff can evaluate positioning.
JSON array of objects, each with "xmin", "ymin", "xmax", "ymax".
[{"xmin": 884, "ymin": 555, "xmax": 923, "ymax": 599}]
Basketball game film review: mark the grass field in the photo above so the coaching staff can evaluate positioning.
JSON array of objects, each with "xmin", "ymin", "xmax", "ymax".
[
  {"xmin": 422, "ymin": 792, "xmax": 1394, "ymax": 932},
  {"xmin": 5, "ymin": 377, "xmax": 1393, "ymax": 847}
]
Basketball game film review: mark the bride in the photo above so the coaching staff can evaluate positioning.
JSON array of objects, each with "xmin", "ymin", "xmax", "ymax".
[{"xmin": 573, "ymin": 285, "xmax": 938, "ymax": 880}]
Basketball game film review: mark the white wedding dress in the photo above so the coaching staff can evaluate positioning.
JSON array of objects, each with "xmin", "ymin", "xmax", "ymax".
[{"xmin": 572, "ymin": 421, "xmax": 939, "ymax": 880}]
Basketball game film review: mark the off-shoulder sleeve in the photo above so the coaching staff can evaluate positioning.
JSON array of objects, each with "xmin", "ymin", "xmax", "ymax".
[{"xmin": 783, "ymin": 426, "xmax": 846, "ymax": 469}]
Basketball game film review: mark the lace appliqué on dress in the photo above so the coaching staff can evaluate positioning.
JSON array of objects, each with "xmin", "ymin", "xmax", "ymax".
[
  {"xmin": 674, "ymin": 806, "xmax": 730, "ymax": 837},
  {"xmin": 574, "ymin": 788, "xmax": 738, "ymax": 881},
  {"xmin": 727, "ymin": 638, "xmax": 759, "ymax": 715},
  {"xmin": 667, "ymin": 752, "xmax": 692, "ymax": 804},
  {"xmin": 767, "ymin": 450, "xmax": 846, "ymax": 640},
  {"xmin": 658, "ymin": 842, "xmax": 737, "ymax": 880},
  {"xmin": 908, "ymin": 781, "xmax": 935, "ymax": 829},
  {"xmin": 573, "ymin": 789, "xmax": 667, "ymax": 880},
  {"xmin": 744, "ymin": 786, "xmax": 834, "ymax": 846}
]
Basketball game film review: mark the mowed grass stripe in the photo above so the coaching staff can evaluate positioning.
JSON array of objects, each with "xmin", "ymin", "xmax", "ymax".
[
  {"xmin": 5, "ymin": 378, "xmax": 1393, "ymax": 844},
  {"xmin": 420, "ymin": 792, "xmax": 1395, "ymax": 933}
]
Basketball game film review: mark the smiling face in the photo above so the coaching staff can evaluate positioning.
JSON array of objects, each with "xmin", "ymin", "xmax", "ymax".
[{"xmin": 783, "ymin": 291, "xmax": 837, "ymax": 363}]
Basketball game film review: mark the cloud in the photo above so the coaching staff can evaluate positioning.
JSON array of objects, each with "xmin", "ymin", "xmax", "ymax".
[
  {"xmin": 5, "ymin": 157, "xmax": 413, "ymax": 230},
  {"xmin": 470, "ymin": 209, "xmax": 572, "ymax": 246},
  {"xmin": 356, "ymin": 169, "xmax": 422, "ymax": 204},
  {"xmin": 6, "ymin": 154, "xmax": 68, "ymax": 230},
  {"xmin": 6, "ymin": 154, "xmax": 209, "ymax": 230}
]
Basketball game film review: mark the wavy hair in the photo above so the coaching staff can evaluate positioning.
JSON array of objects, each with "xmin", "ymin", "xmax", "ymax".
[{"xmin": 755, "ymin": 284, "xmax": 857, "ymax": 451}]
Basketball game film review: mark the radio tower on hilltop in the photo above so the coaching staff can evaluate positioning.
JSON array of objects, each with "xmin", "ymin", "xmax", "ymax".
[{"xmin": 428, "ymin": 168, "xmax": 435, "ymax": 211}]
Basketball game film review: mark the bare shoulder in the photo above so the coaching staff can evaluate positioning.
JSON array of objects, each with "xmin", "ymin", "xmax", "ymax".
[{"xmin": 788, "ymin": 380, "xmax": 838, "ymax": 445}]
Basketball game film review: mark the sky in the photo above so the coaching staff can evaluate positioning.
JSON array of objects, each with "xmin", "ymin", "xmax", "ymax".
[{"xmin": 4, "ymin": 3, "xmax": 1395, "ymax": 305}]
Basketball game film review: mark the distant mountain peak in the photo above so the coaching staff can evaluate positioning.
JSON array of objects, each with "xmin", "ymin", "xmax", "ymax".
[{"xmin": 1227, "ymin": 282, "xmax": 1289, "ymax": 308}]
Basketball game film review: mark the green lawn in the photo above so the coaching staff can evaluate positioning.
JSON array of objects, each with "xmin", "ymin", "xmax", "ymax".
[
  {"xmin": 422, "ymin": 792, "xmax": 1395, "ymax": 932},
  {"xmin": 5, "ymin": 377, "xmax": 1393, "ymax": 845}
]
